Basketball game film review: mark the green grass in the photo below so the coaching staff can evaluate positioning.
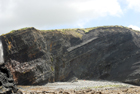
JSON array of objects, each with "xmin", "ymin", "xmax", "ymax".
[
  {"xmin": 93, "ymin": 84, "xmax": 125, "ymax": 88},
  {"xmin": 18, "ymin": 27, "xmax": 33, "ymax": 30},
  {"xmin": 41, "ymin": 28, "xmax": 83, "ymax": 38},
  {"xmin": 80, "ymin": 25, "xmax": 131, "ymax": 33},
  {"xmin": 1, "ymin": 27, "xmax": 35, "ymax": 36},
  {"xmin": 80, "ymin": 84, "xmax": 127, "ymax": 90},
  {"xmin": 2, "ymin": 25, "xmax": 139, "ymax": 36},
  {"xmin": 51, "ymin": 66, "xmax": 54, "ymax": 72}
]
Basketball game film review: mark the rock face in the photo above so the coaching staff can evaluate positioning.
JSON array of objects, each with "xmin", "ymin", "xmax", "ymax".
[
  {"xmin": 1, "ymin": 26, "xmax": 140, "ymax": 85},
  {"xmin": 0, "ymin": 40, "xmax": 22, "ymax": 94},
  {"xmin": 0, "ymin": 64, "xmax": 22, "ymax": 94}
]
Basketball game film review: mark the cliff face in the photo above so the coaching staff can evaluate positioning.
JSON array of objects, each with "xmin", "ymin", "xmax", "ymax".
[{"xmin": 1, "ymin": 26, "xmax": 140, "ymax": 85}]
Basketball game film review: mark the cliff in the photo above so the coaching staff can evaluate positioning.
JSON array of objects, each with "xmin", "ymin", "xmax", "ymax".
[
  {"xmin": 1, "ymin": 26, "xmax": 140, "ymax": 85},
  {"xmin": 0, "ymin": 41, "xmax": 22, "ymax": 93}
]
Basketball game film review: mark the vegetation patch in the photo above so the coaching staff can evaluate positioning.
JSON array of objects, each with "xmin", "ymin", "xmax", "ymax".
[
  {"xmin": 93, "ymin": 84, "xmax": 125, "ymax": 88},
  {"xmin": 79, "ymin": 84, "xmax": 128, "ymax": 90},
  {"xmin": 2, "ymin": 25, "xmax": 140, "ymax": 36},
  {"xmin": 51, "ymin": 66, "xmax": 54, "ymax": 72},
  {"xmin": 1, "ymin": 27, "xmax": 35, "ymax": 36}
]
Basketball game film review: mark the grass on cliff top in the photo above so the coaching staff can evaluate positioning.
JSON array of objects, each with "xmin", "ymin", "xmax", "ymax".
[
  {"xmin": 1, "ymin": 25, "xmax": 139, "ymax": 36},
  {"xmin": 1, "ymin": 27, "xmax": 34, "ymax": 36},
  {"xmin": 40, "ymin": 25, "xmax": 133, "ymax": 33}
]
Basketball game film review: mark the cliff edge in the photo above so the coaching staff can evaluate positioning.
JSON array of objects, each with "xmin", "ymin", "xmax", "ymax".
[{"xmin": 1, "ymin": 26, "xmax": 140, "ymax": 85}]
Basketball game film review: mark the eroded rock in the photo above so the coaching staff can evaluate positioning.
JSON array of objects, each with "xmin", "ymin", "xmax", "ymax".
[
  {"xmin": 0, "ymin": 64, "xmax": 22, "ymax": 94},
  {"xmin": 1, "ymin": 26, "xmax": 140, "ymax": 85}
]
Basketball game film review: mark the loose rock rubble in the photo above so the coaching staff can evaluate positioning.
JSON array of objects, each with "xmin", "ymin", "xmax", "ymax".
[
  {"xmin": 18, "ymin": 80, "xmax": 137, "ymax": 94},
  {"xmin": 20, "ymin": 87, "xmax": 140, "ymax": 94}
]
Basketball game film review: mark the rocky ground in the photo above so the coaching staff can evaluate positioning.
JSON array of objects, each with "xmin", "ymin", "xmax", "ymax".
[{"xmin": 17, "ymin": 80, "xmax": 140, "ymax": 94}]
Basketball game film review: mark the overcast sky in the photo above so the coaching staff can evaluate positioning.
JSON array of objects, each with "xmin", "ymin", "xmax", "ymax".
[{"xmin": 0, "ymin": 0, "xmax": 140, "ymax": 35}]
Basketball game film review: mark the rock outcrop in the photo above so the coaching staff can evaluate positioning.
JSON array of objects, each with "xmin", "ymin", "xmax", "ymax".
[
  {"xmin": 0, "ymin": 40, "xmax": 22, "ymax": 93},
  {"xmin": 0, "ymin": 63, "xmax": 22, "ymax": 94},
  {"xmin": 1, "ymin": 26, "xmax": 140, "ymax": 85}
]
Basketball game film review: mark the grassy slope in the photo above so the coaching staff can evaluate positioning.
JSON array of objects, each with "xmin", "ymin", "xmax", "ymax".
[{"xmin": 1, "ymin": 25, "xmax": 140, "ymax": 36}]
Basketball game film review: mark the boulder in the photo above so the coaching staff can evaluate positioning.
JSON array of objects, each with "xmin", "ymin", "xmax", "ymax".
[
  {"xmin": 0, "ymin": 64, "xmax": 22, "ymax": 94},
  {"xmin": 67, "ymin": 77, "xmax": 78, "ymax": 83},
  {"xmin": 1, "ymin": 26, "xmax": 140, "ymax": 85}
]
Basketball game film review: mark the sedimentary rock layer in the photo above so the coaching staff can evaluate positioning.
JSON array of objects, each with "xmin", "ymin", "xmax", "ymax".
[{"xmin": 1, "ymin": 26, "xmax": 140, "ymax": 85}]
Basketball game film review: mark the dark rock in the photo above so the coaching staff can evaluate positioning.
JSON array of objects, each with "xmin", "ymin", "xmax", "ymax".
[
  {"xmin": 67, "ymin": 77, "xmax": 78, "ymax": 83},
  {"xmin": 0, "ymin": 64, "xmax": 22, "ymax": 94},
  {"xmin": 1, "ymin": 26, "xmax": 140, "ymax": 85}
]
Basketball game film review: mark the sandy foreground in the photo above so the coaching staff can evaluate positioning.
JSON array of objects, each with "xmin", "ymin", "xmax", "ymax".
[{"xmin": 17, "ymin": 80, "xmax": 139, "ymax": 94}]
